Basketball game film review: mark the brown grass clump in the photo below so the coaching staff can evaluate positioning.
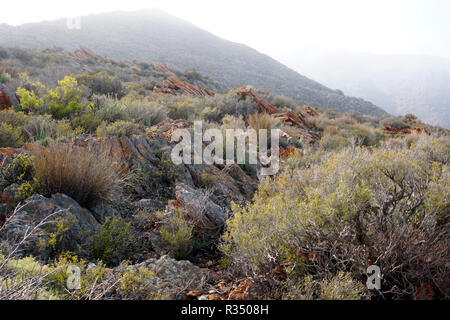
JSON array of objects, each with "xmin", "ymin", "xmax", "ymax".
[
  {"xmin": 32, "ymin": 143, "xmax": 121, "ymax": 207},
  {"xmin": 247, "ymin": 112, "xmax": 280, "ymax": 133}
]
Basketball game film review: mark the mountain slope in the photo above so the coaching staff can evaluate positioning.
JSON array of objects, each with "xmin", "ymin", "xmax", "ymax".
[
  {"xmin": 279, "ymin": 50, "xmax": 450, "ymax": 128},
  {"xmin": 0, "ymin": 9, "xmax": 387, "ymax": 117}
]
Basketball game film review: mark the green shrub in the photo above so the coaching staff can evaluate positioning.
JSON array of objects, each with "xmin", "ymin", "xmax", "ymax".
[
  {"xmin": 222, "ymin": 139, "xmax": 449, "ymax": 299},
  {"xmin": 90, "ymin": 95, "xmax": 128, "ymax": 123},
  {"xmin": 116, "ymin": 265, "xmax": 164, "ymax": 299},
  {"xmin": 319, "ymin": 272, "xmax": 366, "ymax": 300},
  {"xmin": 283, "ymin": 273, "xmax": 367, "ymax": 300},
  {"xmin": 0, "ymin": 109, "xmax": 29, "ymax": 128},
  {"xmin": 124, "ymin": 98, "xmax": 167, "ymax": 126},
  {"xmin": 347, "ymin": 123, "xmax": 384, "ymax": 146},
  {"xmin": 15, "ymin": 178, "xmax": 42, "ymax": 202},
  {"xmin": 89, "ymin": 216, "xmax": 138, "ymax": 266},
  {"xmin": 22, "ymin": 115, "xmax": 76, "ymax": 143},
  {"xmin": 70, "ymin": 113, "xmax": 102, "ymax": 133},
  {"xmin": 0, "ymin": 123, "xmax": 24, "ymax": 148},
  {"xmin": 221, "ymin": 114, "xmax": 245, "ymax": 130},
  {"xmin": 43, "ymin": 76, "xmax": 84, "ymax": 119},
  {"xmin": 160, "ymin": 209, "xmax": 194, "ymax": 260},
  {"xmin": 0, "ymin": 153, "xmax": 34, "ymax": 188},
  {"xmin": 96, "ymin": 120, "xmax": 140, "ymax": 137},
  {"xmin": 78, "ymin": 72, "xmax": 125, "ymax": 98},
  {"xmin": 16, "ymin": 87, "xmax": 42, "ymax": 112}
]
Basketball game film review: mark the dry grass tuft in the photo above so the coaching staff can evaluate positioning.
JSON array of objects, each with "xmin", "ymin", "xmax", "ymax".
[{"xmin": 32, "ymin": 143, "xmax": 121, "ymax": 207}]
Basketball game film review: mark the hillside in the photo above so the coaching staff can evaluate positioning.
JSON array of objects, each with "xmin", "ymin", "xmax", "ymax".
[
  {"xmin": 0, "ymin": 44, "xmax": 448, "ymax": 300},
  {"xmin": 0, "ymin": 8, "xmax": 387, "ymax": 117},
  {"xmin": 279, "ymin": 50, "xmax": 450, "ymax": 128}
]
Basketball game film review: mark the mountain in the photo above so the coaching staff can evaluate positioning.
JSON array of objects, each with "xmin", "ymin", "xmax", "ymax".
[
  {"xmin": 0, "ymin": 8, "xmax": 387, "ymax": 117},
  {"xmin": 279, "ymin": 49, "xmax": 450, "ymax": 128}
]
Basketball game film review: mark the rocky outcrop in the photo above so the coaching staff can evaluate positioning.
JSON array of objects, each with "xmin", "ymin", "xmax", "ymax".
[
  {"xmin": 171, "ymin": 183, "xmax": 226, "ymax": 238},
  {"xmin": 238, "ymin": 87, "xmax": 279, "ymax": 114},
  {"xmin": 237, "ymin": 87, "xmax": 317, "ymax": 131},
  {"xmin": 90, "ymin": 203, "xmax": 120, "ymax": 224},
  {"xmin": 0, "ymin": 84, "xmax": 21, "ymax": 111},
  {"xmin": 70, "ymin": 120, "xmax": 257, "ymax": 207},
  {"xmin": 4, "ymin": 194, "xmax": 99, "ymax": 260},
  {"xmin": 383, "ymin": 125, "xmax": 431, "ymax": 136},
  {"xmin": 115, "ymin": 255, "xmax": 209, "ymax": 299},
  {"xmin": 153, "ymin": 74, "xmax": 215, "ymax": 97}
]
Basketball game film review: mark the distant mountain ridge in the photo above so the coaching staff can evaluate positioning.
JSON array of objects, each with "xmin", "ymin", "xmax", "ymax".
[
  {"xmin": 279, "ymin": 50, "xmax": 450, "ymax": 128},
  {"xmin": 0, "ymin": 9, "xmax": 387, "ymax": 117}
]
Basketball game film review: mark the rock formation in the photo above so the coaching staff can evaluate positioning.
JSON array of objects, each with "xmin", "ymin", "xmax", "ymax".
[{"xmin": 0, "ymin": 84, "xmax": 21, "ymax": 111}]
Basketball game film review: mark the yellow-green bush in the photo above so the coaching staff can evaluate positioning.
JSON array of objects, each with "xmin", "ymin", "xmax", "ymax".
[
  {"xmin": 0, "ymin": 109, "xmax": 29, "ymax": 128},
  {"xmin": 221, "ymin": 137, "xmax": 449, "ymax": 298},
  {"xmin": 0, "ymin": 123, "xmax": 24, "ymax": 148},
  {"xmin": 42, "ymin": 76, "xmax": 85, "ymax": 119},
  {"xmin": 89, "ymin": 216, "xmax": 139, "ymax": 267},
  {"xmin": 23, "ymin": 115, "xmax": 76, "ymax": 143},
  {"xmin": 96, "ymin": 120, "xmax": 140, "ymax": 137},
  {"xmin": 160, "ymin": 209, "xmax": 194, "ymax": 260},
  {"xmin": 16, "ymin": 87, "xmax": 42, "ymax": 112},
  {"xmin": 0, "ymin": 254, "xmax": 61, "ymax": 300},
  {"xmin": 0, "ymin": 153, "xmax": 34, "ymax": 187}
]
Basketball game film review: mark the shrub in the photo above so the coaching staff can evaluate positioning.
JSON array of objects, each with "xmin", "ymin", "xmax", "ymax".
[
  {"xmin": 32, "ymin": 143, "xmax": 121, "ymax": 207},
  {"xmin": 124, "ymin": 98, "xmax": 167, "ymax": 126},
  {"xmin": 89, "ymin": 216, "xmax": 139, "ymax": 267},
  {"xmin": 319, "ymin": 132, "xmax": 349, "ymax": 151},
  {"xmin": 43, "ymin": 76, "xmax": 84, "ymax": 119},
  {"xmin": 221, "ymin": 114, "xmax": 245, "ymax": 130},
  {"xmin": 22, "ymin": 115, "xmax": 76, "ymax": 143},
  {"xmin": 0, "ymin": 123, "xmax": 24, "ymax": 148},
  {"xmin": 221, "ymin": 140, "xmax": 449, "ymax": 299},
  {"xmin": 96, "ymin": 120, "xmax": 140, "ymax": 137},
  {"xmin": 16, "ymin": 87, "xmax": 42, "ymax": 112},
  {"xmin": 90, "ymin": 95, "xmax": 127, "ymax": 123},
  {"xmin": 283, "ymin": 273, "xmax": 367, "ymax": 300},
  {"xmin": 70, "ymin": 113, "xmax": 102, "ymax": 133},
  {"xmin": 0, "ymin": 110, "xmax": 29, "ymax": 128},
  {"xmin": 50, "ymin": 252, "xmax": 112, "ymax": 299},
  {"xmin": 248, "ymin": 112, "xmax": 280, "ymax": 132},
  {"xmin": 0, "ymin": 254, "xmax": 60, "ymax": 300},
  {"xmin": 78, "ymin": 72, "xmax": 125, "ymax": 98},
  {"xmin": 347, "ymin": 123, "xmax": 384, "ymax": 146},
  {"xmin": 0, "ymin": 153, "xmax": 34, "ymax": 190},
  {"xmin": 319, "ymin": 272, "xmax": 366, "ymax": 300},
  {"xmin": 116, "ymin": 265, "xmax": 166, "ymax": 299},
  {"xmin": 160, "ymin": 209, "xmax": 194, "ymax": 260},
  {"xmin": 380, "ymin": 116, "xmax": 409, "ymax": 129}
]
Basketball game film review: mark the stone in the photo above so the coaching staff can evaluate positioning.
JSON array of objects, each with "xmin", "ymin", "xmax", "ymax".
[
  {"xmin": 115, "ymin": 255, "xmax": 209, "ymax": 298},
  {"xmin": 0, "ymin": 84, "xmax": 21, "ymax": 111},
  {"xmin": 4, "ymin": 193, "xmax": 99, "ymax": 260},
  {"xmin": 0, "ymin": 203, "xmax": 12, "ymax": 225},
  {"xmin": 174, "ymin": 183, "xmax": 226, "ymax": 238},
  {"xmin": 90, "ymin": 202, "xmax": 120, "ymax": 224},
  {"xmin": 0, "ymin": 183, "xmax": 20, "ymax": 207}
]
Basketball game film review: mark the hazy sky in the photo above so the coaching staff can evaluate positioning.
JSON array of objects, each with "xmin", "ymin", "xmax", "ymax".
[{"xmin": 1, "ymin": 0, "xmax": 449, "ymax": 59}]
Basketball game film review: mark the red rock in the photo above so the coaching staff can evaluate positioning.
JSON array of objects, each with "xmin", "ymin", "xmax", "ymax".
[
  {"xmin": 383, "ymin": 125, "xmax": 431, "ymax": 136},
  {"xmin": 186, "ymin": 290, "xmax": 202, "ymax": 298},
  {"xmin": 0, "ymin": 85, "xmax": 21, "ymax": 111}
]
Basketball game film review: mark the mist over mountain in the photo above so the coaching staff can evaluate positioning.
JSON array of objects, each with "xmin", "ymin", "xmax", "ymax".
[
  {"xmin": 279, "ymin": 50, "xmax": 450, "ymax": 128},
  {"xmin": 0, "ymin": 8, "xmax": 387, "ymax": 117}
]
